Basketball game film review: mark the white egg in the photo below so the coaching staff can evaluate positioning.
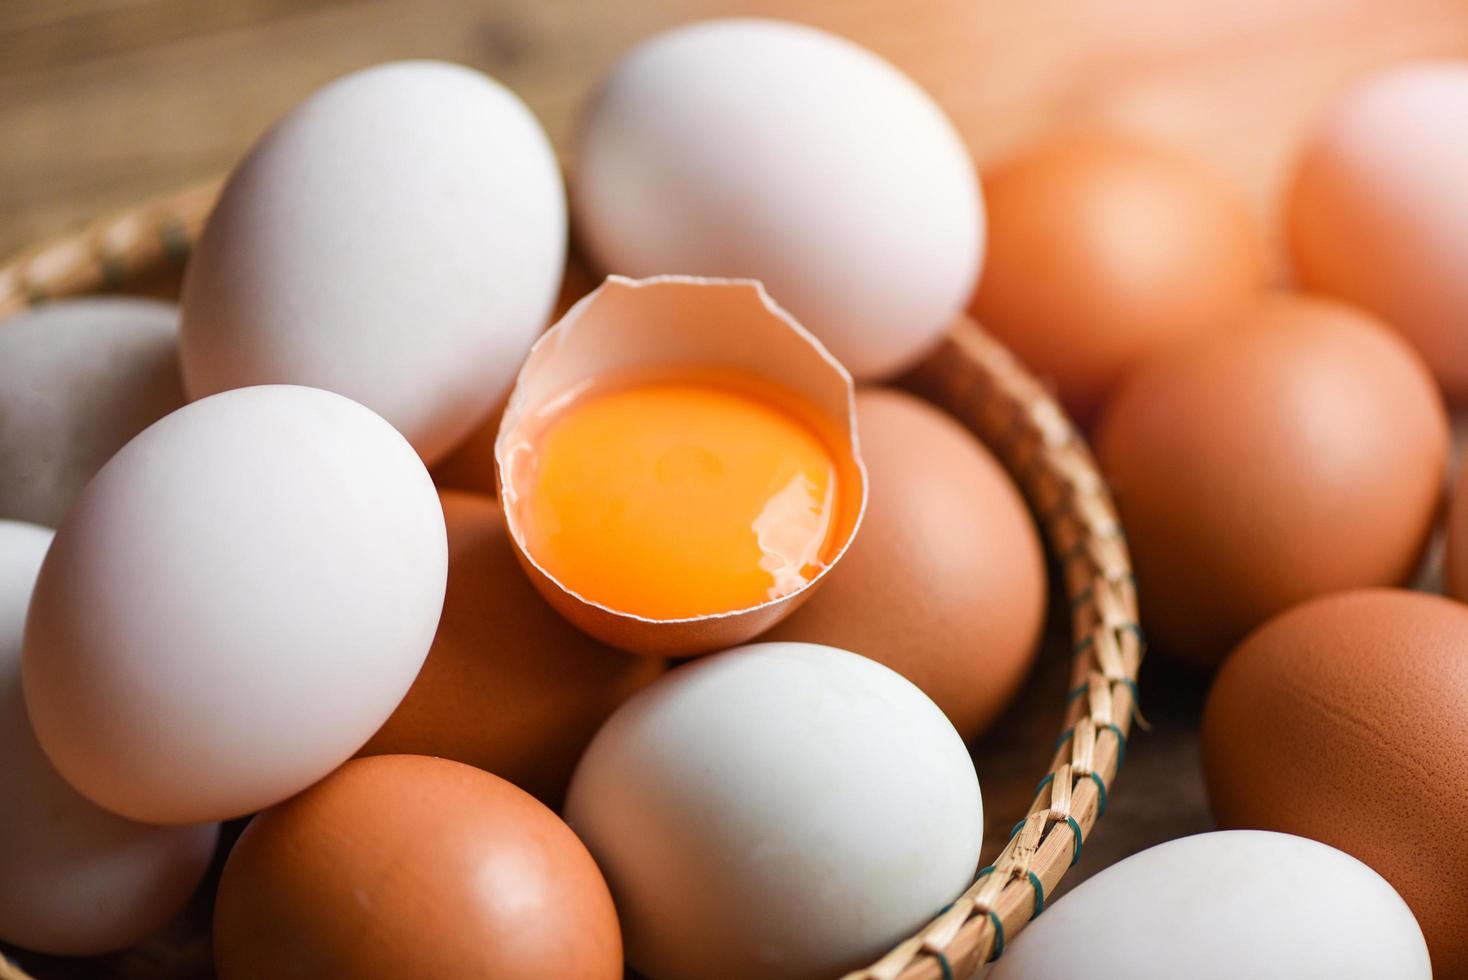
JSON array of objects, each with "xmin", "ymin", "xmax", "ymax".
[
  {"xmin": 564, "ymin": 641, "xmax": 983, "ymax": 980},
  {"xmin": 23, "ymin": 385, "xmax": 447, "ymax": 824},
  {"xmin": 0, "ymin": 520, "xmax": 217, "ymax": 956},
  {"xmin": 991, "ymin": 831, "xmax": 1430, "ymax": 980},
  {"xmin": 181, "ymin": 60, "xmax": 566, "ymax": 465},
  {"xmin": 0, "ymin": 298, "xmax": 184, "ymax": 527},
  {"xmin": 573, "ymin": 19, "xmax": 983, "ymax": 379}
]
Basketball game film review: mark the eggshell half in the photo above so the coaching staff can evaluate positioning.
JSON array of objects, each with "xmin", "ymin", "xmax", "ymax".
[
  {"xmin": 358, "ymin": 491, "xmax": 665, "ymax": 806},
  {"xmin": 1202, "ymin": 589, "xmax": 1468, "ymax": 977},
  {"xmin": 22, "ymin": 385, "xmax": 448, "ymax": 824},
  {"xmin": 214, "ymin": 755, "xmax": 622, "ymax": 980},
  {"xmin": 0, "ymin": 298, "xmax": 184, "ymax": 527},
  {"xmin": 495, "ymin": 275, "xmax": 867, "ymax": 657},
  {"xmin": 0, "ymin": 520, "xmax": 217, "ymax": 956},
  {"xmin": 991, "ymin": 831, "xmax": 1429, "ymax": 980}
]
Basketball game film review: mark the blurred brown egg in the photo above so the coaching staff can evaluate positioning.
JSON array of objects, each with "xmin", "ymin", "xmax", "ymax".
[
  {"xmin": 1446, "ymin": 465, "xmax": 1468, "ymax": 603},
  {"xmin": 1288, "ymin": 62, "xmax": 1468, "ymax": 402},
  {"xmin": 1096, "ymin": 293, "xmax": 1447, "ymax": 666},
  {"xmin": 1202, "ymin": 589, "xmax": 1468, "ymax": 977},
  {"xmin": 214, "ymin": 754, "xmax": 623, "ymax": 980},
  {"xmin": 763, "ymin": 387, "xmax": 1045, "ymax": 741},
  {"xmin": 971, "ymin": 134, "xmax": 1263, "ymax": 421},
  {"xmin": 358, "ymin": 491, "xmax": 664, "ymax": 806},
  {"xmin": 433, "ymin": 253, "xmax": 599, "ymax": 495}
]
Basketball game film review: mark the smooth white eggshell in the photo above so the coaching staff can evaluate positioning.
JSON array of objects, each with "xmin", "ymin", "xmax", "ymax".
[
  {"xmin": 573, "ymin": 18, "xmax": 983, "ymax": 379},
  {"xmin": 0, "ymin": 298, "xmax": 184, "ymax": 527},
  {"xmin": 23, "ymin": 385, "xmax": 447, "ymax": 824},
  {"xmin": 0, "ymin": 520, "xmax": 217, "ymax": 956},
  {"xmin": 181, "ymin": 60, "xmax": 566, "ymax": 465},
  {"xmin": 991, "ymin": 831, "xmax": 1431, "ymax": 980},
  {"xmin": 564, "ymin": 641, "xmax": 983, "ymax": 980}
]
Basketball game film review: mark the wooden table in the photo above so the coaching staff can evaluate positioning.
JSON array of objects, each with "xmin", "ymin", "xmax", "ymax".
[{"xmin": 3, "ymin": 2, "xmax": 1466, "ymax": 977}]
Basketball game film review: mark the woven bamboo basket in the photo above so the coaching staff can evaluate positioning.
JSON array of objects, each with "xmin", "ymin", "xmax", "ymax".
[{"xmin": 0, "ymin": 181, "xmax": 1142, "ymax": 980}]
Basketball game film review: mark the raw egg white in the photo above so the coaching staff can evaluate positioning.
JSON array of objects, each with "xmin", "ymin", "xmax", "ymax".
[
  {"xmin": 0, "ymin": 298, "xmax": 184, "ymax": 527},
  {"xmin": 564, "ymin": 641, "xmax": 982, "ymax": 980},
  {"xmin": 1289, "ymin": 61, "xmax": 1468, "ymax": 401},
  {"xmin": 23, "ymin": 385, "xmax": 447, "ymax": 824},
  {"xmin": 991, "ymin": 831, "xmax": 1429, "ymax": 980},
  {"xmin": 0, "ymin": 520, "xmax": 217, "ymax": 956},
  {"xmin": 181, "ymin": 60, "xmax": 566, "ymax": 465},
  {"xmin": 572, "ymin": 19, "xmax": 982, "ymax": 379}
]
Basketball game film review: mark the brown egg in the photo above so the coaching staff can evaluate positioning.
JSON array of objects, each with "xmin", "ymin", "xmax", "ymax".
[
  {"xmin": 763, "ymin": 387, "xmax": 1045, "ymax": 741},
  {"xmin": 971, "ymin": 134, "xmax": 1263, "ymax": 421},
  {"xmin": 1096, "ymin": 293, "xmax": 1447, "ymax": 666},
  {"xmin": 1202, "ymin": 589, "xmax": 1468, "ymax": 977},
  {"xmin": 358, "ymin": 491, "xmax": 664, "ymax": 806},
  {"xmin": 214, "ymin": 754, "xmax": 623, "ymax": 980},
  {"xmin": 1288, "ymin": 62, "xmax": 1468, "ymax": 402}
]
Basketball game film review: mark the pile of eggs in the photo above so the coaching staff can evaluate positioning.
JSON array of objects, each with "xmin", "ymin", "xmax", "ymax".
[{"xmin": 1, "ymin": 16, "xmax": 1466, "ymax": 980}]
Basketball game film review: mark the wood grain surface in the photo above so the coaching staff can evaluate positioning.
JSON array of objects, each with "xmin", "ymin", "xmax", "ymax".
[{"xmin": 3, "ymin": 2, "xmax": 1467, "ymax": 978}]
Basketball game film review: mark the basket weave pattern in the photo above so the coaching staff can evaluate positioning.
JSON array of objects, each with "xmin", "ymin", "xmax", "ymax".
[{"xmin": 0, "ymin": 185, "xmax": 1142, "ymax": 980}]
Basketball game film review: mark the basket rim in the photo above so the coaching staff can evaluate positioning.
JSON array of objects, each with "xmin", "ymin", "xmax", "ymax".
[{"xmin": 0, "ymin": 184, "xmax": 1143, "ymax": 980}]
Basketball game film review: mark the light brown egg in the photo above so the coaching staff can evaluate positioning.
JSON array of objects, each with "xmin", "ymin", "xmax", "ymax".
[
  {"xmin": 971, "ymin": 134, "xmax": 1263, "ymax": 422},
  {"xmin": 213, "ymin": 754, "xmax": 623, "ymax": 980},
  {"xmin": 358, "ymin": 491, "xmax": 664, "ymax": 806},
  {"xmin": 763, "ymin": 387, "xmax": 1045, "ymax": 741},
  {"xmin": 1096, "ymin": 293, "xmax": 1447, "ymax": 666},
  {"xmin": 1202, "ymin": 589, "xmax": 1468, "ymax": 977},
  {"xmin": 1288, "ymin": 62, "xmax": 1468, "ymax": 402}
]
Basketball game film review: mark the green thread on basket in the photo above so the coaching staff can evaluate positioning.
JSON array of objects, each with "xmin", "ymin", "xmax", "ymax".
[
  {"xmin": 987, "ymin": 911, "xmax": 1006, "ymax": 961},
  {"xmin": 1104, "ymin": 722, "xmax": 1128, "ymax": 770},
  {"xmin": 975, "ymin": 865, "xmax": 995, "ymax": 882},
  {"xmin": 1065, "ymin": 816, "xmax": 1084, "ymax": 866},
  {"xmin": 1088, "ymin": 771, "xmax": 1108, "ymax": 816},
  {"xmin": 1054, "ymin": 727, "xmax": 1075, "ymax": 751},
  {"xmin": 1066, "ymin": 683, "xmax": 1086, "ymax": 702},
  {"xmin": 936, "ymin": 951, "xmax": 954, "ymax": 980},
  {"xmin": 1035, "ymin": 772, "xmax": 1055, "ymax": 796},
  {"xmin": 1027, "ymin": 871, "xmax": 1046, "ymax": 918}
]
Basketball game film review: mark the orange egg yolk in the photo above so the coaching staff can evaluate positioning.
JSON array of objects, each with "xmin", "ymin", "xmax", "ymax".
[{"xmin": 517, "ymin": 377, "xmax": 843, "ymax": 620}]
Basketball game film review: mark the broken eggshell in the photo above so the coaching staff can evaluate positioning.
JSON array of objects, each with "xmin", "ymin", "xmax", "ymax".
[{"xmin": 494, "ymin": 275, "xmax": 867, "ymax": 657}]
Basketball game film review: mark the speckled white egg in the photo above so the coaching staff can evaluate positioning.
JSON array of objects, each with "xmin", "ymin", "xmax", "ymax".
[
  {"xmin": 181, "ymin": 60, "xmax": 566, "ymax": 465},
  {"xmin": 0, "ymin": 520, "xmax": 217, "ymax": 956},
  {"xmin": 573, "ymin": 19, "xmax": 983, "ymax": 379},
  {"xmin": 564, "ymin": 641, "xmax": 983, "ymax": 980},
  {"xmin": 23, "ymin": 385, "xmax": 447, "ymax": 824},
  {"xmin": 991, "ymin": 831, "xmax": 1430, "ymax": 980},
  {"xmin": 0, "ymin": 298, "xmax": 184, "ymax": 527}
]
